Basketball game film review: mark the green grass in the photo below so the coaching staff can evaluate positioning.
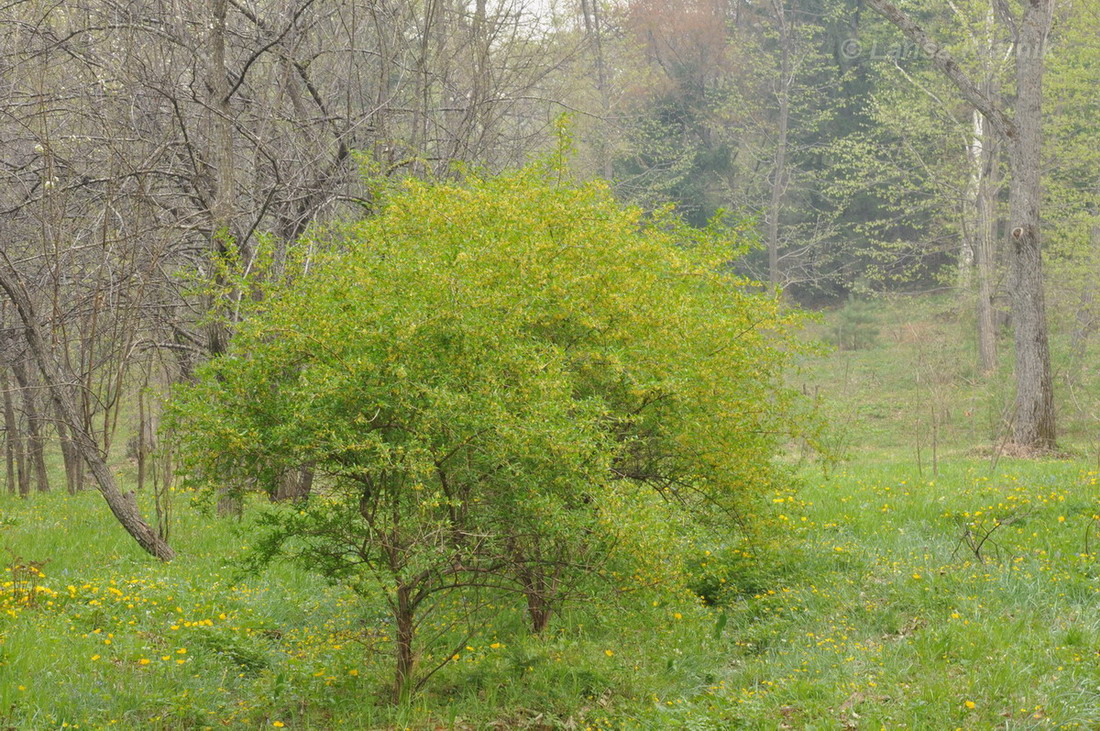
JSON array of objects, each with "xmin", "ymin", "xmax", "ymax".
[
  {"xmin": 802, "ymin": 292, "xmax": 1100, "ymax": 459},
  {"xmin": 0, "ymin": 486, "xmax": 725, "ymax": 728},
  {"xmin": 693, "ymin": 459, "xmax": 1100, "ymax": 728},
  {"xmin": 3, "ymin": 294, "xmax": 1100, "ymax": 727},
  {"xmin": 3, "ymin": 460, "xmax": 1098, "ymax": 728}
]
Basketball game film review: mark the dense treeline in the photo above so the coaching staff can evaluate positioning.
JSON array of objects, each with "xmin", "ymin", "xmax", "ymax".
[{"xmin": 0, "ymin": 0, "xmax": 1096, "ymax": 547}]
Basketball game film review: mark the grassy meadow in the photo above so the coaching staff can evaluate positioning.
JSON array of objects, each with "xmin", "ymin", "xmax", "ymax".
[{"xmin": 2, "ymin": 295, "xmax": 1100, "ymax": 728}]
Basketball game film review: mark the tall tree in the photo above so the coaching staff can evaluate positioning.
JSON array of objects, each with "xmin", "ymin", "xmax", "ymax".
[
  {"xmin": 767, "ymin": 0, "xmax": 794, "ymax": 286},
  {"xmin": 864, "ymin": 0, "xmax": 1056, "ymax": 450}
]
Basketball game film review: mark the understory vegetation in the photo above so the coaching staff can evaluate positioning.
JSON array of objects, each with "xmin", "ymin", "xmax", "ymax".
[
  {"xmin": 2, "ymin": 459, "xmax": 1098, "ymax": 727},
  {"xmin": 3, "ymin": 298, "xmax": 1100, "ymax": 728}
]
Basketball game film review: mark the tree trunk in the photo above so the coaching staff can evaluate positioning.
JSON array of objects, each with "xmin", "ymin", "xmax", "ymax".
[
  {"xmin": 10, "ymin": 358, "xmax": 49, "ymax": 493},
  {"xmin": 970, "ymin": 108, "xmax": 998, "ymax": 374},
  {"xmin": 512, "ymin": 540, "xmax": 560, "ymax": 635},
  {"xmin": 208, "ymin": 0, "xmax": 245, "ymax": 517},
  {"xmin": 1067, "ymin": 223, "xmax": 1100, "ymax": 385},
  {"xmin": 582, "ymin": 0, "xmax": 614, "ymax": 180},
  {"xmin": 56, "ymin": 418, "xmax": 84, "ymax": 494},
  {"xmin": 2, "ymin": 365, "xmax": 19, "ymax": 495},
  {"xmin": 1068, "ymin": 285, "xmax": 1095, "ymax": 387},
  {"xmin": 0, "ymin": 255, "xmax": 175, "ymax": 560},
  {"xmin": 272, "ymin": 464, "xmax": 314, "ymax": 502},
  {"xmin": 394, "ymin": 584, "xmax": 416, "ymax": 703},
  {"xmin": 767, "ymin": 0, "xmax": 792, "ymax": 287},
  {"xmin": 207, "ymin": 0, "xmax": 236, "ymax": 359},
  {"xmin": 1007, "ymin": 6, "xmax": 1055, "ymax": 450},
  {"xmin": 137, "ymin": 385, "xmax": 147, "ymax": 493},
  {"xmin": 525, "ymin": 571, "xmax": 554, "ymax": 635},
  {"xmin": 957, "ymin": 233, "xmax": 974, "ymax": 291}
]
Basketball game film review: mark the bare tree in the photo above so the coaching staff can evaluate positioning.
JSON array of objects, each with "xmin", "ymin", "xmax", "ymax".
[
  {"xmin": 0, "ymin": 253, "xmax": 175, "ymax": 560},
  {"xmin": 0, "ymin": 0, "xmax": 585, "ymax": 545}
]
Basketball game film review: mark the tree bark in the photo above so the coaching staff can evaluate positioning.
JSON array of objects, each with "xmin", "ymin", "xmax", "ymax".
[
  {"xmin": 57, "ymin": 418, "xmax": 84, "ymax": 494},
  {"xmin": 208, "ymin": 0, "xmax": 245, "ymax": 517},
  {"xmin": 1068, "ymin": 285, "xmax": 1095, "ymax": 386},
  {"xmin": 582, "ymin": 0, "xmax": 614, "ymax": 180},
  {"xmin": 394, "ymin": 583, "xmax": 416, "ymax": 702},
  {"xmin": 524, "ymin": 570, "xmax": 554, "ymax": 635},
  {"xmin": 0, "ymin": 254, "xmax": 175, "ymax": 560},
  {"xmin": 1006, "ymin": 4, "xmax": 1055, "ymax": 449},
  {"xmin": 1067, "ymin": 223, "xmax": 1100, "ymax": 385},
  {"xmin": 137, "ymin": 385, "xmax": 147, "ymax": 493},
  {"xmin": 969, "ymin": 108, "xmax": 998, "ymax": 373},
  {"xmin": 1, "ymin": 365, "xmax": 19, "ymax": 495},
  {"xmin": 272, "ymin": 464, "xmax": 314, "ymax": 502}
]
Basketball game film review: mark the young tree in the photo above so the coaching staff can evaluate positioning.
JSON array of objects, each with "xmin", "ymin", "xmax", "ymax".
[{"xmin": 172, "ymin": 162, "xmax": 812, "ymax": 699}]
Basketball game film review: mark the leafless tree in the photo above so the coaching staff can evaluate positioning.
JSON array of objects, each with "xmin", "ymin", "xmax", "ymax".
[{"xmin": 0, "ymin": 0, "xmax": 588, "ymax": 554}]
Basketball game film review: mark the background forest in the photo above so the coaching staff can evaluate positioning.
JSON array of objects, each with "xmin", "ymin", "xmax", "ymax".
[
  {"xmin": 2, "ymin": 0, "xmax": 1098, "ymax": 492},
  {"xmin": 2, "ymin": 0, "xmax": 1100, "ymax": 727}
]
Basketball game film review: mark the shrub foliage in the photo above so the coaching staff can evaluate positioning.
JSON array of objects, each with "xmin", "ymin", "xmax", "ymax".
[{"xmin": 172, "ymin": 166, "xmax": 813, "ymax": 698}]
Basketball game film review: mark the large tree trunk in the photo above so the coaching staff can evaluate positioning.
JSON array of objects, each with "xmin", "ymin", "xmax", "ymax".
[
  {"xmin": 0, "ymin": 255, "xmax": 175, "ymax": 560},
  {"xmin": 1006, "ymin": 6, "xmax": 1055, "ymax": 449}
]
